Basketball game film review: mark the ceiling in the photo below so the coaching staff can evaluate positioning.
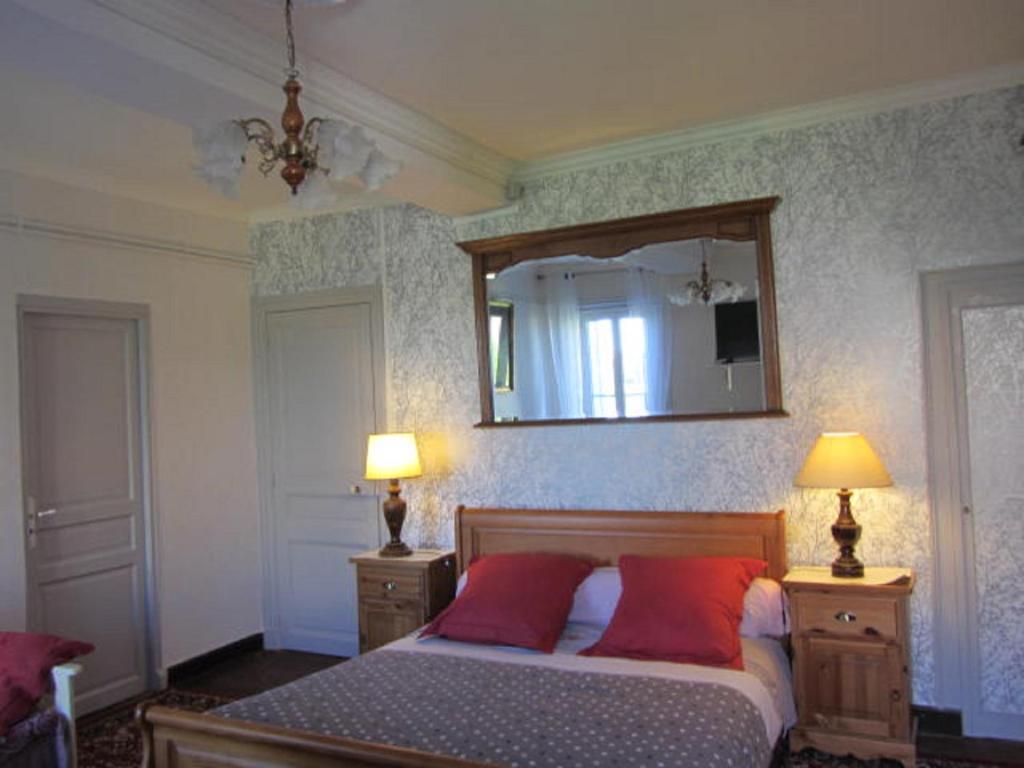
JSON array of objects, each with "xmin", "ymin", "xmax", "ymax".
[
  {"xmin": 206, "ymin": 0, "xmax": 1024, "ymax": 159},
  {"xmin": 1, "ymin": 0, "xmax": 1021, "ymax": 221}
]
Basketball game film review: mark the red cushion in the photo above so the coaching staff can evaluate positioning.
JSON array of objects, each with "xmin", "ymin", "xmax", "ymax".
[
  {"xmin": 0, "ymin": 632, "xmax": 94, "ymax": 734},
  {"xmin": 0, "ymin": 676, "xmax": 34, "ymax": 736},
  {"xmin": 421, "ymin": 553, "xmax": 593, "ymax": 652},
  {"xmin": 580, "ymin": 556, "xmax": 766, "ymax": 670}
]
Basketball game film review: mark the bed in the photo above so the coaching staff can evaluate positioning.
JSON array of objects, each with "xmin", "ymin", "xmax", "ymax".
[
  {"xmin": 137, "ymin": 507, "xmax": 792, "ymax": 768},
  {"xmin": 0, "ymin": 663, "xmax": 81, "ymax": 768}
]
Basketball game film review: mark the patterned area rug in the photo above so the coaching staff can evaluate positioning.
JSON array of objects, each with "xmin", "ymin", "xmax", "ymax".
[
  {"xmin": 76, "ymin": 688, "xmax": 1004, "ymax": 768},
  {"xmin": 77, "ymin": 689, "xmax": 231, "ymax": 768},
  {"xmin": 790, "ymin": 749, "xmax": 1005, "ymax": 768}
]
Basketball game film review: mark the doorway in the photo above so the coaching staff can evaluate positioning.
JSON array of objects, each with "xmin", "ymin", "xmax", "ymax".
[
  {"xmin": 18, "ymin": 296, "xmax": 156, "ymax": 715},
  {"xmin": 254, "ymin": 287, "xmax": 386, "ymax": 657},
  {"xmin": 923, "ymin": 263, "xmax": 1024, "ymax": 739}
]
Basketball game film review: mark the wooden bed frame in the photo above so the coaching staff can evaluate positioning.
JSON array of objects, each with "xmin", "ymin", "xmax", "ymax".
[{"xmin": 137, "ymin": 507, "xmax": 786, "ymax": 768}]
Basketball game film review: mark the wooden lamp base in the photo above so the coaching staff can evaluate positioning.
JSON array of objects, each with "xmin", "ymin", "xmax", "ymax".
[
  {"xmin": 379, "ymin": 479, "xmax": 412, "ymax": 558},
  {"xmin": 831, "ymin": 488, "xmax": 864, "ymax": 577}
]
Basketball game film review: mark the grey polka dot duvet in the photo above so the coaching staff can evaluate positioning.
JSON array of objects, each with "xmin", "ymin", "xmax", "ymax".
[{"xmin": 214, "ymin": 633, "xmax": 787, "ymax": 768}]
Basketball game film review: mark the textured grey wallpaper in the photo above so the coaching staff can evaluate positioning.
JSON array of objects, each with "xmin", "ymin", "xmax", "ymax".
[{"xmin": 252, "ymin": 84, "xmax": 1024, "ymax": 706}]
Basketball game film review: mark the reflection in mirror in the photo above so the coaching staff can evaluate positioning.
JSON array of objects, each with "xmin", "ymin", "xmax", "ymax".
[
  {"xmin": 488, "ymin": 301, "xmax": 513, "ymax": 392},
  {"xmin": 486, "ymin": 238, "xmax": 764, "ymax": 422}
]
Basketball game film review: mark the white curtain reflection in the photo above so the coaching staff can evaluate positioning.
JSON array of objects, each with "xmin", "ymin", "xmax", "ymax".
[
  {"xmin": 498, "ymin": 268, "xmax": 584, "ymax": 419},
  {"xmin": 625, "ymin": 268, "xmax": 673, "ymax": 414},
  {"xmin": 545, "ymin": 272, "xmax": 585, "ymax": 418}
]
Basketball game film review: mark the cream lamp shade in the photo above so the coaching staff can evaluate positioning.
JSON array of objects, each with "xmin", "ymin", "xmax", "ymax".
[
  {"xmin": 795, "ymin": 432, "xmax": 892, "ymax": 489},
  {"xmin": 365, "ymin": 432, "xmax": 422, "ymax": 481}
]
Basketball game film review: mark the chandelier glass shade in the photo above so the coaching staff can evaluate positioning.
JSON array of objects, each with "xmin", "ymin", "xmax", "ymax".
[
  {"xmin": 192, "ymin": 0, "xmax": 399, "ymax": 208},
  {"xmin": 668, "ymin": 239, "xmax": 749, "ymax": 306}
]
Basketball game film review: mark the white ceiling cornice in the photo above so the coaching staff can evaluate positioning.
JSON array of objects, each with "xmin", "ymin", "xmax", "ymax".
[
  {"xmin": 0, "ymin": 213, "xmax": 253, "ymax": 267},
  {"xmin": 15, "ymin": 0, "xmax": 514, "ymax": 191},
  {"xmin": 10, "ymin": 0, "xmax": 1022, "ymax": 219},
  {"xmin": 513, "ymin": 62, "xmax": 1024, "ymax": 184}
]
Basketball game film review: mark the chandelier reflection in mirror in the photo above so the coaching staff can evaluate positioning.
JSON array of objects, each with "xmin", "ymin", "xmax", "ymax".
[
  {"xmin": 668, "ymin": 239, "xmax": 749, "ymax": 306},
  {"xmin": 192, "ymin": 0, "xmax": 399, "ymax": 209}
]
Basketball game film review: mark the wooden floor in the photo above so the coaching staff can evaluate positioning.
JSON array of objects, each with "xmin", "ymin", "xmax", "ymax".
[
  {"xmin": 918, "ymin": 734, "xmax": 1024, "ymax": 766},
  {"xmin": 173, "ymin": 648, "xmax": 343, "ymax": 699},
  {"xmin": 173, "ymin": 649, "xmax": 1023, "ymax": 766}
]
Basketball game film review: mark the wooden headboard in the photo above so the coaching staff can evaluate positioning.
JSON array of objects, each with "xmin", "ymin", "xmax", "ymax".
[{"xmin": 455, "ymin": 507, "xmax": 787, "ymax": 581}]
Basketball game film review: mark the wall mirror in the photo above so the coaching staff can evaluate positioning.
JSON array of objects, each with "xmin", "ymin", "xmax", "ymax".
[{"xmin": 458, "ymin": 197, "xmax": 783, "ymax": 426}]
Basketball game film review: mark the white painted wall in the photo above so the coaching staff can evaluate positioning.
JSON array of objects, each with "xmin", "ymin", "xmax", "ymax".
[{"xmin": 0, "ymin": 170, "xmax": 262, "ymax": 672}]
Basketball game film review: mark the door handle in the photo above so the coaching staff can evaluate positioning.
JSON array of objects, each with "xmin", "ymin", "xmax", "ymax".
[
  {"xmin": 36, "ymin": 508, "xmax": 57, "ymax": 518},
  {"xmin": 25, "ymin": 496, "xmax": 37, "ymax": 549}
]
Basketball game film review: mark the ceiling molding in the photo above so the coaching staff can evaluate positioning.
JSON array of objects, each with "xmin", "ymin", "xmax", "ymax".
[
  {"xmin": 0, "ymin": 213, "xmax": 253, "ymax": 268},
  {"xmin": 514, "ymin": 63, "xmax": 1024, "ymax": 183},
  {"xmin": 15, "ymin": 0, "xmax": 513, "ymax": 190},
  {"xmin": 246, "ymin": 196, "xmax": 403, "ymax": 226}
]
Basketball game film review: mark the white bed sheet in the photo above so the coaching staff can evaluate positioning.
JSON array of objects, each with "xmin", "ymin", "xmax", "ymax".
[{"xmin": 384, "ymin": 622, "xmax": 797, "ymax": 744}]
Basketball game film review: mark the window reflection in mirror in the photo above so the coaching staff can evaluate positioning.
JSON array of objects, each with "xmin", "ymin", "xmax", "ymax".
[
  {"xmin": 486, "ymin": 238, "xmax": 763, "ymax": 422},
  {"xmin": 488, "ymin": 301, "xmax": 513, "ymax": 393}
]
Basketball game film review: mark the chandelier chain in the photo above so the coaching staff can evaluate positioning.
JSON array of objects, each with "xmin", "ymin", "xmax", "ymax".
[{"xmin": 284, "ymin": 0, "xmax": 297, "ymax": 76}]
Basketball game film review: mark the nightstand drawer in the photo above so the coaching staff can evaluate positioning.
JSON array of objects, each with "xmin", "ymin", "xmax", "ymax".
[
  {"xmin": 360, "ymin": 596, "xmax": 424, "ymax": 617},
  {"xmin": 358, "ymin": 570, "xmax": 423, "ymax": 601},
  {"xmin": 796, "ymin": 593, "xmax": 899, "ymax": 640}
]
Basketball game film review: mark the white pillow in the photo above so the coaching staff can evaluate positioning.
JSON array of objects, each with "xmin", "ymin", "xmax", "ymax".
[
  {"xmin": 459, "ymin": 566, "xmax": 788, "ymax": 637},
  {"xmin": 567, "ymin": 567, "xmax": 622, "ymax": 626},
  {"xmin": 739, "ymin": 577, "xmax": 789, "ymax": 638}
]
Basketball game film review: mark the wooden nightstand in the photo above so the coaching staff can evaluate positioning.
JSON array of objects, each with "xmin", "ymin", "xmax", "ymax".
[
  {"xmin": 784, "ymin": 566, "xmax": 916, "ymax": 768},
  {"xmin": 349, "ymin": 549, "xmax": 456, "ymax": 653}
]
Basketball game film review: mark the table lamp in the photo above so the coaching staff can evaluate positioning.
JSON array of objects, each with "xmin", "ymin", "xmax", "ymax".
[
  {"xmin": 365, "ymin": 432, "xmax": 422, "ymax": 557},
  {"xmin": 794, "ymin": 432, "xmax": 892, "ymax": 577}
]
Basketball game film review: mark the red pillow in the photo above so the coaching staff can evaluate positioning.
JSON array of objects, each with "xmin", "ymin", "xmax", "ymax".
[
  {"xmin": 0, "ymin": 632, "xmax": 94, "ymax": 734},
  {"xmin": 421, "ymin": 553, "xmax": 593, "ymax": 652},
  {"xmin": 580, "ymin": 556, "xmax": 766, "ymax": 670}
]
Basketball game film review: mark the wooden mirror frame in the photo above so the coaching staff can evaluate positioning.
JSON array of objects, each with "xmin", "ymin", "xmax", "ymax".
[{"xmin": 457, "ymin": 196, "xmax": 785, "ymax": 427}]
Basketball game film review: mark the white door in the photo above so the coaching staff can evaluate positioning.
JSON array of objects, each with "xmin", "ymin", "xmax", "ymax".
[
  {"xmin": 20, "ymin": 309, "xmax": 150, "ymax": 714},
  {"xmin": 924, "ymin": 264, "xmax": 1024, "ymax": 739},
  {"xmin": 259, "ymin": 291, "xmax": 383, "ymax": 656}
]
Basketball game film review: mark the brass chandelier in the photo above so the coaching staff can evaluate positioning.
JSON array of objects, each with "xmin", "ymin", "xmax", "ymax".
[{"xmin": 192, "ymin": 0, "xmax": 398, "ymax": 208}]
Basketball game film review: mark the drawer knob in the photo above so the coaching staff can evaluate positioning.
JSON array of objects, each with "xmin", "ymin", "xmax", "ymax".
[
  {"xmin": 383, "ymin": 580, "xmax": 398, "ymax": 592},
  {"xmin": 834, "ymin": 610, "xmax": 857, "ymax": 623},
  {"xmin": 890, "ymin": 689, "xmax": 902, "ymax": 703}
]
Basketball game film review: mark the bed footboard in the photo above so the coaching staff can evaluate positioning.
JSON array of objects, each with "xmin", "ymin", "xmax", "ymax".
[
  {"xmin": 136, "ymin": 704, "xmax": 492, "ymax": 768},
  {"xmin": 51, "ymin": 662, "xmax": 82, "ymax": 767}
]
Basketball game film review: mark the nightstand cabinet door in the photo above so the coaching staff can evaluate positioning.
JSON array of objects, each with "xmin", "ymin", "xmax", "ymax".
[
  {"xmin": 796, "ymin": 636, "xmax": 908, "ymax": 740},
  {"xmin": 359, "ymin": 599, "xmax": 425, "ymax": 652}
]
